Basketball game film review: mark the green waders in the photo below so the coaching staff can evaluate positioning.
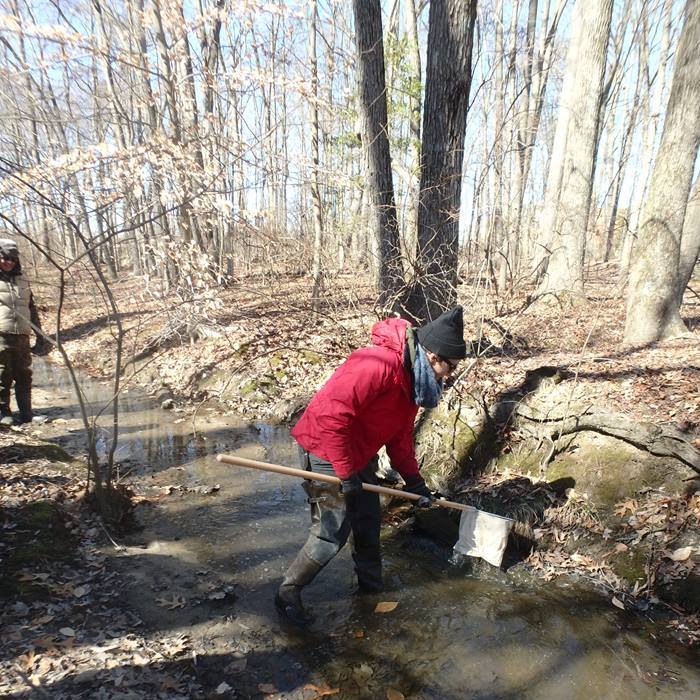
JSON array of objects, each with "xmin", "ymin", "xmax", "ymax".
[
  {"xmin": 275, "ymin": 449, "xmax": 382, "ymax": 626},
  {"xmin": 0, "ymin": 333, "xmax": 32, "ymax": 424}
]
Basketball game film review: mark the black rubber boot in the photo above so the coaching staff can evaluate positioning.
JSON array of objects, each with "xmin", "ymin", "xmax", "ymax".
[
  {"xmin": 0, "ymin": 360, "xmax": 12, "ymax": 425},
  {"xmin": 15, "ymin": 379, "xmax": 44, "ymax": 423},
  {"xmin": 275, "ymin": 550, "xmax": 322, "ymax": 627},
  {"xmin": 354, "ymin": 556, "xmax": 384, "ymax": 593},
  {"xmin": 15, "ymin": 384, "xmax": 32, "ymax": 424}
]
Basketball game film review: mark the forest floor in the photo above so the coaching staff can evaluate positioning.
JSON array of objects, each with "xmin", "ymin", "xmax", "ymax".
[
  {"xmin": 35, "ymin": 262, "xmax": 700, "ymax": 429},
  {"xmin": 1, "ymin": 263, "xmax": 700, "ymax": 697}
]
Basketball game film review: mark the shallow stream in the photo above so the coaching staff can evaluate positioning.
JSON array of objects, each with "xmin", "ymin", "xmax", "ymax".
[{"xmin": 31, "ymin": 360, "xmax": 700, "ymax": 699}]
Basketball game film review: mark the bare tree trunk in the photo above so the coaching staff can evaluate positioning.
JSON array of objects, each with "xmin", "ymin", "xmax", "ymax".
[
  {"xmin": 537, "ymin": 0, "xmax": 613, "ymax": 298},
  {"xmin": 403, "ymin": 0, "xmax": 422, "ymax": 265},
  {"xmin": 624, "ymin": 0, "xmax": 700, "ymax": 344},
  {"xmin": 678, "ymin": 178, "xmax": 700, "ymax": 303},
  {"xmin": 620, "ymin": 0, "xmax": 672, "ymax": 281},
  {"xmin": 352, "ymin": 0, "xmax": 403, "ymax": 308},
  {"xmin": 604, "ymin": 82, "xmax": 640, "ymax": 262},
  {"xmin": 408, "ymin": 0, "xmax": 478, "ymax": 322},
  {"xmin": 308, "ymin": 1, "xmax": 325, "ymax": 311}
]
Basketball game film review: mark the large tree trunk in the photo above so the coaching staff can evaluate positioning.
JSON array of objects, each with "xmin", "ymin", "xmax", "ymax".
[
  {"xmin": 403, "ymin": 0, "xmax": 422, "ymax": 267},
  {"xmin": 536, "ymin": 0, "xmax": 613, "ymax": 298},
  {"xmin": 624, "ymin": 0, "xmax": 700, "ymax": 345},
  {"xmin": 352, "ymin": 0, "xmax": 403, "ymax": 309},
  {"xmin": 619, "ymin": 0, "xmax": 673, "ymax": 282},
  {"xmin": 678, "ymin": 178, "xmax": 700, "ymax": 303},
  {"xmin": 408, "ymin": 0, "xmax": 477, "ymax": 322}
]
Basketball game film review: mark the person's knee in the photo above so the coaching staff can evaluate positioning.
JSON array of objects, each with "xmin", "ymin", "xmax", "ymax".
[{"xmin": 306, "ymin": 536, "xmax": 342, "ymax": 565}]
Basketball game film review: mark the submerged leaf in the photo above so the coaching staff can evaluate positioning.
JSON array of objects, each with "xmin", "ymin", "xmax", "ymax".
[
  {"xmin": 303, "ymin": 683, "xmax": 340, "ymax": 697},
  {"xmin": 386, "ymin": 690, "xmax": 405, "ymax": 700},
  {"xmin": 374, "ymin": 601, "xmax": 398, "ymax": 613}
]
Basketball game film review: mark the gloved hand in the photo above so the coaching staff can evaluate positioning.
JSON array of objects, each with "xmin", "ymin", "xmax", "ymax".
[
  {"xmin": 404, "ymin": 476, "xmax": 434, "ymax": 507},
  {"xmin": 340, "ymin": 473, "xmax": 363, "ymax": 498}
]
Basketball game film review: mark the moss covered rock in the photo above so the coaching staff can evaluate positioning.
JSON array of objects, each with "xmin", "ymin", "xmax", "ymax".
[
  {"xmin": 416, "ymin": 393, "xmax": 491, "ymax": 494},
  {"xmin": 531, "ymin": 432, "xmax": 684, "ymax": 509}
]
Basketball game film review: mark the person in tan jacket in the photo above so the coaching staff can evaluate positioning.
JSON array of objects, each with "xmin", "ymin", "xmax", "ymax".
[{"xmin": 0, "ymin": 238, "xmax": 49, "ymax": 425}]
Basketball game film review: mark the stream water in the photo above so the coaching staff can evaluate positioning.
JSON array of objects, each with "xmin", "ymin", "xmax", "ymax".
[{"xmin": 31, "ymin": 360, "xmax": 700, "ymax": 699}]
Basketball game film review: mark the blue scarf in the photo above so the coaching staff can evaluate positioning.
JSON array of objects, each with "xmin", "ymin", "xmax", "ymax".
[{"xmin": 412, "ymin": 343, "xmax": 444, "ymax": 408}]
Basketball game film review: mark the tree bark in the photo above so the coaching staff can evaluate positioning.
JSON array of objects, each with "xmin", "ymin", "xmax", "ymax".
[
  {"xmin": 537, "ymin": 0, "xmax": 613, "ymax": 298},
  {"xmin": 678, "ymin": 178, "xmax": 700, "ymax": 304},
  {"xmin": 409, "ymin": 0, "xmax": 477, "ymax": 322},
  {"xmin": 624, "ymin": 0, "xmax": 700, "ymax": 344},
  {"xmin": 620, "ymin": 0, "xmax": 673, "ymax": 282},
  {"xmin": 309, "ymin": 0, "xmax": 325, "ymax": 312},
  {"xmin": 352, "ymin": 0, "xmax": 403, "ymax": 309}
]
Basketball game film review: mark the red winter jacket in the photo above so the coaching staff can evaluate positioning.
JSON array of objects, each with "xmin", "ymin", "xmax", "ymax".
[{"xmin": 291, "ymin": 317, "xmax": 420, "ymax": 480}]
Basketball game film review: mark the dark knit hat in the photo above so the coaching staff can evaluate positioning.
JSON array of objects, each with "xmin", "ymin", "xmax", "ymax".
[
  {"xmin": 0, "ymin": 238, "xmax": 19, "ymax": 260},
  {"xmin": 416, "ymin": 305, "xmax": 467, "ymax": 359}
]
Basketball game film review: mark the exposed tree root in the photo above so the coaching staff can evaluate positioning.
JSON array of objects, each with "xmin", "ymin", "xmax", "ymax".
[{"xmin": 515, "ymin": 407, "xmax": 700, "ymax": 474}]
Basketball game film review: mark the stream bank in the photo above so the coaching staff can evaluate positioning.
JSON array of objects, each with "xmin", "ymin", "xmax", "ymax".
[{"xmin": 2, "ymin": 359, "xmax": 700, "ymax": 699}]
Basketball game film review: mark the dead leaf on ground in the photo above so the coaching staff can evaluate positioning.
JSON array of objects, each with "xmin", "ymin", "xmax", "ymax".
[
  {"xmin": 667, "ymin": 546, "xmax": 693, "ymax": 562},
  {"xmin": 614, "ymin": 499, "xmax": 638, "ymax": 516},
  {"xmin": 155, "ymin": 594, "xmax": 187, "ymax": 609},
  {"xmin": 31, "ymin": 636, "xmax": 56, "ymax": 650},
  {"xmin": 612, "ymin": 597, "xmax": 625, "ymax": 610},
  {"xmin": 386, "ymin": 689, "xmax": 405, "ymax": 700},
  {"xmin": 17, "ymin": 650, "xmax": 36, "ymax": 671},
  {"xmin": 258, "ymin": 683, "xmax": 278, "ymax": 695},
  {"xmin": 160, "ymin": 676, "xmax": 182, "ymax": 692},
  {"xmin": 374, "ymin": 601, "xmax": 398, "ymax": 613}
]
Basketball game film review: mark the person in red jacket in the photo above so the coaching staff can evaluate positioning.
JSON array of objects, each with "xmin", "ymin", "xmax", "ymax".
[{"xmin": 276, "ymin": 306, "xmax": 467, "ymax": 625}]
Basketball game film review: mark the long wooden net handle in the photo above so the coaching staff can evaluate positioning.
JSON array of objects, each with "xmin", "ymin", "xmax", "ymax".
[{"xmin": 216, "ymin": 453, "xmax": 473, "ymax": 512}]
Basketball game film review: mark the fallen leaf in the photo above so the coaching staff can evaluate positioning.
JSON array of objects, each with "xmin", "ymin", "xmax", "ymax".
[
  {"xmin": 18, "ymin": 572, "xmax": 50, "ymax": 582},
  {"xmin": 611, "ymin": 597, "xmax": 625, "ymax": 610},
  {"xmin": 374, "ymin": 601, "xmax": 398, "ymax": 614},
  {"xmin": 353, "ymin": 629, "xmax": 365, "ymax": 638},
  {"xmin": 18, "ymin": 650, "xmax": 36, "ymax": 671},
  {"xmin": 32, "ymin": 614, "xmax": 54, "ymax": 625},
  {"xmin": 160, "ymin": 676, "xmax": 182, "ymax": 692},
  {"xmin": 37, "ymin": 657, "xmax": 54, "ymax": 674},
  {"xmin": 303, "ymin": 683, "xmax": 341, "ymax": 697},
  {"xmin": 668, "ymin": 546, "xmax": 692, "ymax": 562},
  {"xmin": 59, "ymin": 627, "xmax": 76, "ymax": 637},
  {"xmin": 155, "ymin": 594, "xmax": 186, "ymax": 609},
  {"xmin": 386, "ymin": 690, "xmax": 405, "ymax": 700},
  {"xmin": 216, "ymin": 681, "xmax": 232, "ymax": 695},
  {"xmin": 227, "ymin": 657, "xmax": 247, "ymax": 674},
  {"xmin": 31, "ymin": 636, "xmax": 56, "ymax": 650},
  {"xmin": 166, "ymin": 635, "xmax": 189, "ymax": 656},
  {"xmin": 72, "ymin": 585, "xmax": 90, "ymax": 597},
  {"xmin": 258, "ymin": 683, "xmax": 277, "ymax": 694},
  {"xmin": 614, "ymin": 543, "xmax": 628, "ymax": 553}
]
